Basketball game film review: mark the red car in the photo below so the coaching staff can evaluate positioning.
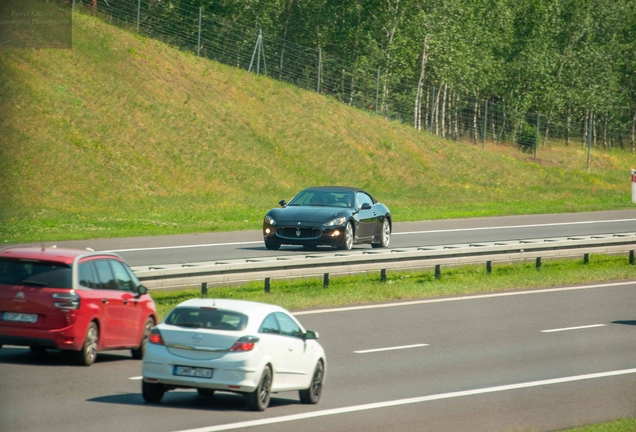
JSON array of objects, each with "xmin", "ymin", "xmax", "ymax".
[{"xmin": 0, "ymin": 246, "xmax": 158, "ymax": 365}]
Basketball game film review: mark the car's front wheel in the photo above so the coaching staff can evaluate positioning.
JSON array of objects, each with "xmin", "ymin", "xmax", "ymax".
[
  {"xmin": 339, "ymin": 221, "xmax": 354, "ymax": 250},
  {"xmin": 142, "ymin": 382, "xmax": 165, "ymax": 403},
  {"xmin": 245, "ymin": 366, "xmax": 272, "ymax": 411},
  {"xmin": 371, "ymin": 218, "xmax": 391, "ymax": 249},
  {"xmin": 74, "ymin": 322, "xmax": 98, "ymax": 366},
  {"xmin": 299, "ymin": 361, "xmax": 324, "ymax": 404}
]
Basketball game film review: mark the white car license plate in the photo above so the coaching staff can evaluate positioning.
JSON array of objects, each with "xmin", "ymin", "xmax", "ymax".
[
  {"xmin": 2, "ymin": 312, "xmax": 38, "ymax": 323},
  {"xmin": 174, "ymin": 366, "xmax": 213, "ymax": 379}
]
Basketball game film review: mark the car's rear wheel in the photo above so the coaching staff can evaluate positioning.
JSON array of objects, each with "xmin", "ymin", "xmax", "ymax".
[
  {"xmin": 245, "ymin": 366, "xmax": 272, "ymax": 411},
  {"xmin": 371, "ymin": 218, "xmax": 391, "ymax": 249},
  {"xmin": 131, "ymin": 317, "xmax": 155, "ymax": 360},
  {"xmin": 339, "ymin": 221, "xmax": 354, "ymax": 250},
  {"xmin": 74, "ymin": 322, "xmax": 98, "ymax": 366},
  {"xmin": 142, "ymin": 381, "xmax": 165, "ymax": 403},
  {"xmin": 299, "ymin": 361, "xmax": 324, "ymax": 404},
  {"xmin": 264, "ymin": 240, "xmax": 280, "ymax": 250},
  {"xmin": 197, "ymin": 388, "xmax": 216, "ymax": 397}
]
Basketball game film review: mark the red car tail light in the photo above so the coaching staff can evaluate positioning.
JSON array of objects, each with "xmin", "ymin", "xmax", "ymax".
[
  {"xmin": 230, "ymin": 336, "xmax": 259, "ymax": 352},
  {"xmin": 52, "ymin": 291, "xmax": 80, "ymax": 309},
  {"xmin": 148, "ymin": 328, "xmax": 164, "ymax": 345}
]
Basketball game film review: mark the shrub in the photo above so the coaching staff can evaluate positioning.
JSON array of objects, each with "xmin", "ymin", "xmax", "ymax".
[{"xmin": 518, "ymin": 124, "xmax": 537, "ymax": 148}]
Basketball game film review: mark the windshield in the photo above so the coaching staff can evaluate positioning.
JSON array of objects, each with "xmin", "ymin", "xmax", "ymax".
[
  {"xmin": 0, "ymin": 258, "xmax": 72, "ymax": 288},
  {"xmin": 166, "ymin": 307, "xmax": 248, "ymax": 331},
  {"xmin": 287, "ymin": 190, "xmax": 354, "ymax": 208}
]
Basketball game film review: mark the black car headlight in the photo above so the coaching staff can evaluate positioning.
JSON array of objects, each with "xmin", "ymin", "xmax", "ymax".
[
  {"xmin": 323, "ymin": 217, "xmax": 347, "ymax": 227},
  {"xmin": 264, "ymin": 215, "xmax": 276, "ymax": 225}
]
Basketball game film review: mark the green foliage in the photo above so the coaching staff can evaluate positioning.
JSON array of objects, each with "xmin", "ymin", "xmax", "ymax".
[
  {"xmin": 518, "ymin": 124, "xmax": 538, "ymax": 148},
  {"xmin": 1, "ymin": 13, "xmax": 635, "ymax": 243}
]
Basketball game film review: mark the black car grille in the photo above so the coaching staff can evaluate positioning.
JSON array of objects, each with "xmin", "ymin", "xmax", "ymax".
[{"xmin": 276, "ymin": 227, "xmax": 322, "ymax": 240}]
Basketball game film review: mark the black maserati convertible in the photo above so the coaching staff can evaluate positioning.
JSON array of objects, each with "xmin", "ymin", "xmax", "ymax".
[{"xmin": 262, "ymin": 186, "xmax": 392, "ymax": 250}]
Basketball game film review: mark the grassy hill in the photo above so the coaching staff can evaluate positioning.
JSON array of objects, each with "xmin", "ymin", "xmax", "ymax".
[{"xmin": 0, "ymin": 11, "xmax": 634, "ymax": 243}]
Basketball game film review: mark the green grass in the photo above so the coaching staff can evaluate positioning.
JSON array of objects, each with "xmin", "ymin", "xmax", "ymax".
[
  {"xmin": 1, "ymin": 11, "xmax": 635, "ymax": 243},
  {"xmin": 559, "ymin": 418, "xmax": 636, "ymax": 432},
  {"xmin": 150, "ymin": 254, "xmax": 636, "ymax": 320}
]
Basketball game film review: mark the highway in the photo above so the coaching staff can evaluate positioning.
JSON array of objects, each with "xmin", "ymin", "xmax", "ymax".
[
  {"xmin": 2, "ymin": 209, "xmax": 636, "ymax": 432},
  {"xmin": 39, "ymin": 209, "xmax": 636, "ymax": 266}
]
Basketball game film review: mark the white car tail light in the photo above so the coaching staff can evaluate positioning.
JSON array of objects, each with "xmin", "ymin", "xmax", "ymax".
[
  {"xmin": 148, "ymin": 328, "xmax": 164, "ymax": 345},
  {"xmin": 230, "ymin": 336, "xmax": 259, "ymax": 352}
]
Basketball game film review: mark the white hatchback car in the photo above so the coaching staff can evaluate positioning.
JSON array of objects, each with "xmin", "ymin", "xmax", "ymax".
[{"xmin": 142, "ymin": 298, "xmax": 326, "ymax": 411}]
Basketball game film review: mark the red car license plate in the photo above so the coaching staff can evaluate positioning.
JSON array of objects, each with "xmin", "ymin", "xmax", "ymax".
[{"xmin": 2, "ymin": 312, "xmax": 38, "ymax": 323}]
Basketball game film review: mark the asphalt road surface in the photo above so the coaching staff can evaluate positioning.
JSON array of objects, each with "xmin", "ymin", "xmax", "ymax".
[
  {"xmin": 2, "ymin": 281, "xmax": 636, "ymax": 432},
  {"xmin": 3, "ymin": 210, "xmax": 636, "ymax": 432},
  {"xmin": 34, "ymin": 209, "xmax": 636, "ymax": 266}
]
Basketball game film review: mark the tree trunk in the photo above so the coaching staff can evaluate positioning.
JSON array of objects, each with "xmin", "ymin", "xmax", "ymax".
[
  {"xmin": 413, "ymin": 36, "xmax": 429, "ymax": 130},
  {"xmin": 434, "ymin": 85, "xmax": 441, "ymax": 136},
  {"xmin": 441, "ymin": 84, "xmax": 447, "ymax": 138},
  {"xmin": 472, "ymin": 99, "xmax": 478, "ymax": 144}
]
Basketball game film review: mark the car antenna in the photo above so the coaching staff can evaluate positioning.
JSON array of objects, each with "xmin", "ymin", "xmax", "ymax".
[{"xmin": 41, "ymin": 242, "xmax": 44, "ymax": 252}]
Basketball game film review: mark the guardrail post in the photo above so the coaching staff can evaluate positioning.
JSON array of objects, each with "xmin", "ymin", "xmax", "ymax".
[
  {"xmin": 435, "ymin": 265, "xmax": 441, "ymax": 279},
  {"xmin": 536, "ymin": 257, "xmax": 542, "ymax": 270},
  {"xmin": 486, "ymin": 261, "xmax": 492, "ymax": 274},
  {"xmin": 630, "ymin": 250, "xmax": 635, "ymax": 265},
  {"xmin": 264, "ymin": 277, "xmax": 271, "ymax": 293},
  {"xmin": 380, "ymin": 269, "xmax": 386, "ymax": 282},
  {"xmin": 323, "ymin": 273, "xmax": 329, "ymax": 288},
  {"xmin": 584, "ymin": 253, "xmax": 589, "ymax": 264},
  {"xmin": 201, "ymin": 282, "xmax": 208, "ymax": 297}
]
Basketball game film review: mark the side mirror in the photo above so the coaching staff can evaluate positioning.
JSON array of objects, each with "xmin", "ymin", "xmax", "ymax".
[
  {"xmin": 304, "ymin": 330, "xmax": 319, "ymax": 340},
  {"xmin": 137, "ymin": 285, "xmax": 148, "ymax": 296},
  {"xmin": 361, "ymin": 203, "xmax": 372, "ymax": 210},
  {"xmin": 279, "ymin": 199, "xmax": 287, "ymax": 207}
]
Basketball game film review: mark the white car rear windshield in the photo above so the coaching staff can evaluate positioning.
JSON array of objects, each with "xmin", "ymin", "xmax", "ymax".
[{"xmin": 166, "ymin": 307, "xmax": 248, "ymax": 331}]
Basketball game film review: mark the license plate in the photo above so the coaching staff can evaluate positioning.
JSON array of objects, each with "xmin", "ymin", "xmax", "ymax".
[
  {"xmin": 2, "ymin": 312, "xmax": 38, "ymax": 323},
  {"xmin": 173, "ymin": 366, "xmax": 213, "ymax": 379}
]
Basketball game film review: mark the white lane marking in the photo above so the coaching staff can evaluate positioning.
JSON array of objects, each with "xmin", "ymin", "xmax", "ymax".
[
  {"xmin": 171, "ymin": 368, "xmax": 636, "ymax": 432},
  {"xmin": 395, "ymin": 218, "xmax": 636, "ymax": 235},
  {"xmin": 295, "ymin": 281, "xmax": 635, "ymax": 315},
  {"xmin": 128, "ymin": 376, "xmax": 143, "ymax": 380},
  {"xmin": 541, "ymin": 324, "xmax": 606, "ymax": 333},
  {"xmin": 354, "ymin": 344, "xmax": 429, "ymax": 354},
  {"xmin": 107, "ymin": 241, "xmax": 261, "ymax": 253},
  {"xmin": 104, "ymin": 218, "xmax": 636, "ymax": 253}
]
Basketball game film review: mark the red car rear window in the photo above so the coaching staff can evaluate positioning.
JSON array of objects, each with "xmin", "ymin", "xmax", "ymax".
[{"xmin": 0, "ymin": 258, "xmax": 72, "ymax": 288}]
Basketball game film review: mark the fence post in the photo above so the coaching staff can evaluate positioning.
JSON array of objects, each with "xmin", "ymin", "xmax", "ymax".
[
  {"xmin": 197, "ymin": 7, "xmax": 202, "ymax": 57},
  {"xmin": 249, "ymin": 30, "xmax": 265, "ymax": 75},
  {"xmin": 323, "ymin": 273, "xmax": 329, "ymax": 288},
  {"xmin": 586, "ymin": 117, "xmax": 592, "ymax": 172},
  {"xmin": 483, "ymin": 100, "xmax": 488, "ymax": 150},
  {"xmin": 317, "ymin": 48, "xmax": 322, "ymax": 93},
  {"xmin": 375, "ymin": 69, "xmax": 380, "ymax": 114},
  {"xmin": 534, "ymin": 113, "xmax": 539, "ymax": 163},
  {"xmin": 136, "ymin": 0, "xmax": 141, "ymax": 33}
]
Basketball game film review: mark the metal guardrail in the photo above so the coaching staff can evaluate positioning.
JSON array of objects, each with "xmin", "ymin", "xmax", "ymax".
[{"xmin": 131, "ymin": 233, "xmax": 636, "ymax": 290}]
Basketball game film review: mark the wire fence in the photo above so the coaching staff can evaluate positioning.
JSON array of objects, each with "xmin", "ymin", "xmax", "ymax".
[{"xmin": 75, "ymin": 0, "xmax": 636, "ymax": 164}]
